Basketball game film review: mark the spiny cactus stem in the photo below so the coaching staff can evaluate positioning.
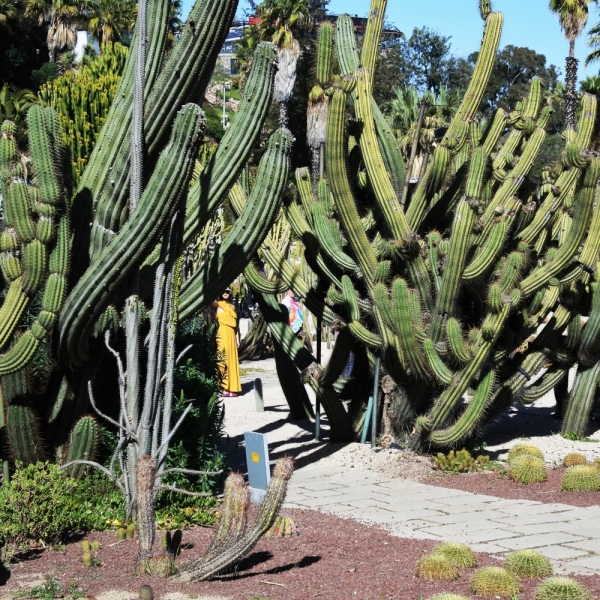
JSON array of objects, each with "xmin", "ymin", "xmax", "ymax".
[{"xmin": 400, "ymin": 100, "xmax": 427, "ymax": 209}]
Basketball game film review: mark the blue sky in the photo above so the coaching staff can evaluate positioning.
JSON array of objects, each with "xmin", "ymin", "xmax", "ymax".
[{"xmin": 181, "ymin": 0, "xmax": 600, "ymax": 79}]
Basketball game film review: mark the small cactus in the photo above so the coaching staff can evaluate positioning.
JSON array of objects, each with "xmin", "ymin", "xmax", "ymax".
[
  {"xmin": 509, "ymin": 454, "xmax": 548, "ymax": 484},
  {"xmin": 82, "ymin": 551, "xmax": 93, "ymax": 567},
  {"xmin": 90, "ymin": 541, "xmax": 101, "ymax": 552},
  {"xmin": 432, "ymin": 541, "xmax": 477, "ymax": 568},
  {"xmin": 533, "ymin": 576, "xmax": 593, "ymax": 600},
  {"xmin": 139, "ymin": 585, "xmax": 154, "ymax": 600},
  {"xmin": 470, "ymin": 566, "xmax": 520, "ymax": 597},
  {"xmin": 81, "ymin": 540, "xmax": 91, "ymax": 552},
  {"xmin": 434, "ymin": 448, "xmax": 489, "ymax": 472},
  {"xmin": 505, "ymin": 549, "xmax": 553, "ymax": 578},
  {"xmin": 560, "ymin": 465, "xmax": 600, "ymax": 491},
  {"xmin": 415, "ymin": 554, "xmax": 460, "ymax": 581},
  {"xmin": 562, "ymin": 453, "xmax": 587, "ymax": 467},
  {"xmin": 126, "ymin": 524, "xmax": 136, "ymax": 539},
  {"xmin": 507, "ymin": 443, "xmax": 545, "ymax": 463},
  {"xmin": 265, "ymin": 515, "xmax": 297, "ymax": 537},
  {"xmin": 117, "ymin": 527, "xmax": 127, "ymax": 541},
  {"xmin": 427, "ymin": 595, "xmax": 471, "ymax": 600}
]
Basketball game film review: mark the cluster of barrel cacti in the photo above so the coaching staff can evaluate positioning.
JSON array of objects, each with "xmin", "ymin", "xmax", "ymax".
[
  {"xmin": 0, "ymin": 0, "xmax": 292, "ymax": 474},
  {"xmin": 39, "ymin": 43, "xmax": 128, "ymax": 185},
  {"xmin": 249, "ymin": 0, "xmax": 600, "ymax": 449}
]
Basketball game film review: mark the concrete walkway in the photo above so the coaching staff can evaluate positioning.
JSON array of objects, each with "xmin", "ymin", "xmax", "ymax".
[
  {"xmin": 284, "ymin": 463, "xmax": 600, "ymax": 576},
  {"xmin": 228, "ymin": 348, "xmax": 600, "ymax": 578}
]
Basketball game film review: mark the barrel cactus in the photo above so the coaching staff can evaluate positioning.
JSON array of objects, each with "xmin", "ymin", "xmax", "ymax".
[
  {"xmin": 471, "ymin": 566, "xmax": 520, "ymax": 596},
  {"xmin": 505, "ymin": 549, "xmax": 553, "ymax": 578},
  {"xmin": 509, "ymin": 455, "xmax": 548, "ymax": 484},
  {"xmin": 562, "ymin": 453, "xmax": 587, "ymax": 467},
  {"xmin": 560, "ymin": 465, "xmax": 600, "ymax": 491},
  {"xmin": 432, "ymin": 541, "xmax": 477, "ymax": 568},
  {"xmin": 415, "ymin": 554, "xmax": 461, "ymax": 581},
  {"xmin": 508, "ymin": 444, "xmax": 545, "ymax": 464},
  {"xmin": 533, "ymin": 576, "xmax": 593, "ymax": 600}
]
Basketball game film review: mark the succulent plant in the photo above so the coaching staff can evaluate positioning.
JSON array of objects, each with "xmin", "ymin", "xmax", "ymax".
[
  {"xmin": 81, "ymin": 540, "xmax": 91, "ymax": 552},
  {"xmin": 265, "ymin": 515, "xmax": 297, "ymax": 537},
  {"xmin": 432, "ymin": 541, "xmax": 477, "ymax": 568},
  {"xmin": 126, "ymin": 524, "xmax": 136, "ymax": 539},
  {"xmin": 560, "ymin": 465, "xmax": 600, "ymax": 491},
  {"xmin": 533, "ymin": 576, "xmax": 593, "ymax": 600},
  {"xmin": 415, "ymin": 554, "xmax": 461, "ymax": 581},
  {"xmin": 562, "ymin": 453, "xmax": 588, "ymax": 467},
  {"xmin": 508, "ymin": 444, "xmax": 545, "ymax": 464},
  {"xmin": 117, "ymin": 527, "xmax": 126, "ymax": 541},
  {"xmin": 505, "ymin": 549, "xmax": 553, "ymax": 578},
  {"xmin": 435, "ymin": 449, "xmax": 489, "ymax": 473},
  {"xmin": 90, "ymin": 541, "xmax": 101, "ymax": 552},
  {"xmin": 82, "ymin": 551, "xmax": 93, "ymax": 567},
  {"xmin": 470, "ymin": 566, "xmax": 520, "ymax": 597},
  {"xmin": 509, "ymin": 455, "xmax": 548, "ymax": 484},
  {"xmin": 427, "ymin": 595, "xmax": 471, "ymax": 600},
  {"xmin": 139, "ymin": 585, "xmax": 154, "ymax": 600}
]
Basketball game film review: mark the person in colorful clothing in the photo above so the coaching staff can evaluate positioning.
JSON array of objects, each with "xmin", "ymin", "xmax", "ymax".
[
  {"xmin": 281, "ymin": 290, "xmax": 313, "ymax": 353},
  {"xmin": 212, "ymin": 288, "xmax": 241, "ymax": 397}
]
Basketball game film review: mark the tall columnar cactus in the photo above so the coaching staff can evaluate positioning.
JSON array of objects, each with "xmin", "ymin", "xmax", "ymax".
[
  {"xmin": 250, "ymin": 0, "xmax": 600, "ymax": 449},
  {"xmin": 0, "ymin": 0, "xmax": 292, "ymax": 473}
]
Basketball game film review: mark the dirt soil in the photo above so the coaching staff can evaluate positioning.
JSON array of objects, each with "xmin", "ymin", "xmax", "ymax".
[
  {"xmin": 422, "ymin": 466, "xmax": 600, "ymax": 507},
  {"xmin": 2, "ymin": 507, "xmax": 600, "ymax": 600}
]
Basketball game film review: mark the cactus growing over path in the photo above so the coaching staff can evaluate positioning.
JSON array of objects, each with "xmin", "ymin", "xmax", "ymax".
[{"xmin": 251, "ymin": 0, "xmax": 600, "ymax": 449}]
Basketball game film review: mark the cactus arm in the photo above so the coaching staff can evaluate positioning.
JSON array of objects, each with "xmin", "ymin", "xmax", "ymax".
[
  {"xmin": 178, "ymin": 129, "xmax": 292, "ymax": 322},
  {"xmin": 520, "ymin": 367, "xmax": 568, "ymax": 403},
  {"xmin": 561, "ymin": 360, "xmax": 600, "ymax": 437},
  {"xmin": 282, "ymin": 193, "xmax": 346, "ymax": 291},
  {"xmin": 446, "ymin": 318, "xmax": 472, "ymax": 363},
  {"xmin": 320, "ymin": 327, "xmax": 354, "ymax": 386},
  {"xmin": 423, "ymin": 339, "xmax": 454, "ymax": 385},
  {"xmin": 325, "ymin": 86, "xmax": 378, "ymax": 279},
  {"xmin": 579, "ymin": 281, "xmax": 600, "ymax": 366},
  {"xmin": 63, "ymin": 416, "xmax": 101, "ymax": 479},
  {"xmin": 520, "ymin": 158, "xmax": 600, "ymax": 297},
  {"xmin": 425, "ymin": 301, "xmax": 511, "ymax": 436},
  {"xmin": 430, "ymin": 199, "xmax": 478, "ymax": 341},
  {"xmin": 0, "ymin": 283, "xmax": 29, "ymax": 350},
  {"xmin": 360, "ymin": 0, "xmax": 386, "ymax": 87},
  {"xmin": 312, "ymin": 203, "xmax": 358, "ymax": 272},
  {"xmin": 244, "ymin": 261, "xmax": 288, "ymax": 295},
  {"xmin": 296, "ymin": 168, "xmax": 316, "ymax": 226},
  {"xmin": 482, "ymin": 108, "xmax": 508, "ymax": 154},
  {"xmin": 429, "ymin": 367, "xmax": 496, "ymax": 446},
  {"xmin": 183, "ymin": 43, "xmax": 277, "ymax": 246},
  {"xmin": 254, "ymin": 291, "xmax": 353, "ymax": 441},
  {"xmin": 59, "ymin": 104, "xmax": 204, "ymax": 366}
]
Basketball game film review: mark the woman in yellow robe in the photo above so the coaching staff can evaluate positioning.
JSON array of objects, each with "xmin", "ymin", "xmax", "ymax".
[{"xmin": 213, "ymin": 288, "xmax": 241, "ymax": 396}]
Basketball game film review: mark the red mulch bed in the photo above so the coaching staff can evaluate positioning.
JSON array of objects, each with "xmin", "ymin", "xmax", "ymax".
[
  {"xmin": 423, "ymin": 467, "xmax": 600, "ymax": 507},
  {"xmin": 3, "ymin": 507, "xmax": 599, "ymax": 600}
]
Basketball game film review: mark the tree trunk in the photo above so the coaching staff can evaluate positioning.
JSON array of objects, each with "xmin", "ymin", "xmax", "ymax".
[
  {"xmin": 136, "ymin": 455, "xmax": 156, "ymax": 563},
  {"xmin": 564, "ymin": 43, "xmax": 579, "ymax": 130}
]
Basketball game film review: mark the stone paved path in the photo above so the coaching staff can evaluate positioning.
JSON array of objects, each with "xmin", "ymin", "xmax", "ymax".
[
  {"xmin": 230, "ymin": 348, "xmax": 600, "ymax": 578},
  {"xmin": 284, "ymin": 463, "xmax": 600, "ymax": 576}
]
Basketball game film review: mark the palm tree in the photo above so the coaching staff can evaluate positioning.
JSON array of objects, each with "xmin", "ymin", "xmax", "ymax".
[
  {"xmin": 0, "ymin": 0, "xmax": 18, "ymax": 27},
  {"xmin": 25, "ymin": 0, "xmax": 82, "ymax": 62},
  {"xmin": 81, "ymin": 0, "xmax": 136, "ymax": 47},
  {"xmin": 388, "ymin": 86, "xmax": 459, "ymax": 182},
  {"xmin": 255, "ymin": 0, "xmax": 311, "ymax": 126},
  {"xmin": 167, "ymin": 0, "xmax": 183, "ymax": 47},
  {"xmin": 549, "ymin": 0, "xmax": 593, "ymax": 129}
]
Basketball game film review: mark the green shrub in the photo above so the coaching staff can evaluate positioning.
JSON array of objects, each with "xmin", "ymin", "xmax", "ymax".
[
  {"xmin": 507, "ymin": 443, "xmax": 545, "ymax": 463},
  {"xmin": 434, "ymin": 448, "xmax": 489, "ymax": 472},
  {"xmin": 0, "ymin": 462, "xmax": 77, "ymax": 558},
  {"xmin": 560, "ymin": 465, "xmax": 600, "ymax": 491},
  {"xmin": 509, "ymin": 455, "xmax": 548, "ymax": 484},
  {"xmin": 427, "ymin": 595, "xmax": 471, "ymax": 600}
]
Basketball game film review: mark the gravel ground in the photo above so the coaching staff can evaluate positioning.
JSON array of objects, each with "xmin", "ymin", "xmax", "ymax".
[{"xmin": 231, "ymin": 346, "xmax": 600, "ymax": 478}]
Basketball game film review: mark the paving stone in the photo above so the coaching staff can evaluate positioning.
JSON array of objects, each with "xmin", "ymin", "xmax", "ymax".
[
  {"xmin": 446, "ymin": 528, "xmax": 522, "ymax": 544},
  {"xmin": 494, "ymin": 503, "xmax": 579, "ymax": 516},
  {"xmin": 421, "ymin": 510, "xmax": 517, "ymax": 525},
  {"xmin": 425, "ymin": 499, "xmax": 525, "ymax": 514},
  {"xmin": 468, "ymin": 542, "xmax": 513, "ymax": 554},
  {"xmin": 428, "ymin": 492, "xmax": 510, "ymax": 505},
  {"xmin": 495, "ymin": 532, "xmax": 586, "ymax": 551},
  {"xmin": 489, "ymin": 513, "xmax": 582, "ymax": 527},
  {"xmin": 562, "ymin": 538, "xmax": 600, "ymax": 553},
  {"xmin": 533, "ymin": 545, "xmax": 590, "ymax": 560},
  {"xmin": 294, "ymin": 481, "xmax": 349, "ymax": 491},
  {"xmin": 504, "ymin": 522, "xmax": 572, "ymax": 536},
  {"xmin": 416, "ymin": 520, "xmax": 510, "ymax": 538},
  {"xmin": 560, "ymin": 554, "xmax": 600, "ymax": 571}
]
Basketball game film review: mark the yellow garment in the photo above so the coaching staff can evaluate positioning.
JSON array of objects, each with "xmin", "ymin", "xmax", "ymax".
[{"xmin": 215, "ymin": 301, "xmax": 241, "ymax": 393}]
